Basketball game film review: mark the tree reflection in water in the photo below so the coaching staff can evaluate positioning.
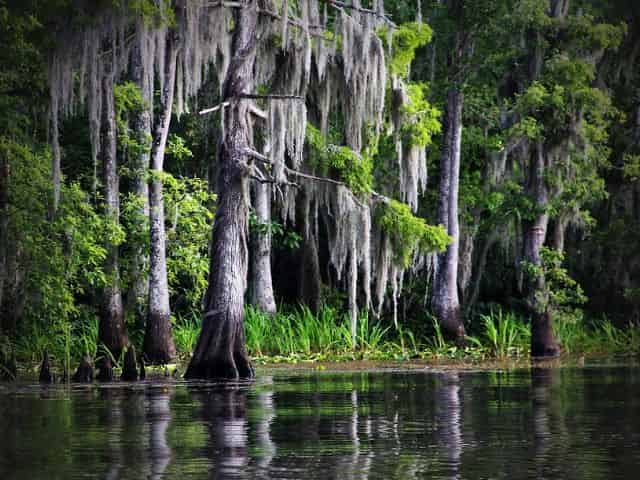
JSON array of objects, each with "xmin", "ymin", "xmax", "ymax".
[
  {"xmin": 2, "ymin": 368, "xmax": 639, "ymax": 479},
  {"xmin": 434, "ymin": 372, "xmax": 462, "ymax": 479},
  {"xmin": 148, "ymin": 387, "xmax": 173, "ymax": 479},
  {"xmin": 192, "ymin": 385, "xmax": 250, "ymax": 479},
  {"xmin": 253, "ymin": 376, "xmax": 276, "ymax": 478}
]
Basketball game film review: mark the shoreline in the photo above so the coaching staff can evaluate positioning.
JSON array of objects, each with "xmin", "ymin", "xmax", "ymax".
[{"xmin": 3, "ymin": 352, "xmax": 638, "ymax": 384}]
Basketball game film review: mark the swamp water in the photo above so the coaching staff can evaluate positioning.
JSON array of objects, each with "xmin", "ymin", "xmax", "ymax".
[{"xmin": 0, "ymin": 364, "xmax": 639, "ymax": 479}]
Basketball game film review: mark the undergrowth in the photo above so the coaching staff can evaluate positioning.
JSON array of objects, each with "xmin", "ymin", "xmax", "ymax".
[{"xmin": 4, "ymin": 305, "xmax": 639, "ymax": 373}]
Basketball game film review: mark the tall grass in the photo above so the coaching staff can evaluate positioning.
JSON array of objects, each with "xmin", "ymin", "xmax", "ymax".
[
  {"xmin": 426, "ymin": 315, "xmax": 448, "ymax": 355},
  {"xmin": 7, "ymin": 302, "xmax": 640, "ymax": 370},
  {"xmin": 173, "ymin": 313, "xmax": 201, "ymax": 355},
  {"xmin": 245, "ymin": 305, "xmax": 350, "ymax": 357},
  {"xmin": 480, "ymin": 309, "xmax": 529, "ymax": 358},
  {"xmin": 244, "ymin": 305, "xmax": 396, "ymax": 358}
]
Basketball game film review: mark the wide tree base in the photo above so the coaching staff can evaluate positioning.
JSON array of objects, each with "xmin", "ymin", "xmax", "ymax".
[
  {"xmin": 72, "ymin": 356, "xmax": 94, "ymax": 382},
  {"xmin": 531, "ymin": 310, "xmax": 561, "ymax": 359},
  {"xmin": 143, "ymin": 312, "xmax": 176, "ymax": 365},
  {"xmin": 185, "ymin": 310, "xmax": 254, "ymax": 380},
  {"xmin": 531, "ymin": 344, "xmax": 561, "ymax": 359},
  {"xmin": 436, "ymin": 305, "xmax": 466, "ymax": 343},
  {"xmin": 185, "ymin": 350, "xmax": 254, "ymax": 380}
]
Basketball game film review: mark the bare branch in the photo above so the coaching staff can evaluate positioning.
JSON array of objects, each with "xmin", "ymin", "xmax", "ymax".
[
  {"xmin": 243, "ymin": 148, "xmax": 271, "ymax": 165},
  {"xmin": 240, "ymin": 93, "xmax": 304, "ymax": 101},
  {"xmin": 324, "ymin": 0, "xmax": 395, "ymax": 26},
  {"xmin": 248, "ymin": 104, "xmax": 268, "ymax": 120},
  {"xmin": 199, "ymin": 102, "xmax": 230, "ymax": 116},
  {"xmin": 199, "ymin": 94, "xmax": 299, "ymax": 117},
  {"xmin": 246, "ymin": 151, "xmax": 390, "ymax": 207},
  {"xmin": 250, "ymin": 174, "xmax": 277, "ymax": 184},
  {"xmin": 257, "ymin": 7, "xmax": 325, "ymax": 34},
  {"xmin": 206, "ymin": 1, "xmax": 243, "ymax": 8}
]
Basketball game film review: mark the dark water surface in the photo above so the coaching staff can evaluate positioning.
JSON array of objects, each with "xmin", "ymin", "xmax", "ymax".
[{"xmin": 1, "ymin": 364, "xmax": 639, "ymax": 479}]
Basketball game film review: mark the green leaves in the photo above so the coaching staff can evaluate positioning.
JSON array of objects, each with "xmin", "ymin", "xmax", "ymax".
[
  {"xmin": 163, "ymin": 175, "xmax": 215, "ymax": 312},
  {"xmin": 376, "ymin": 200, "xmax": 451, "ymax": 268},
  {"xmin": 623, "ymin": 154, "xmax": 640, "ymax": 181},
  {"xmin": 380, "ymin": 22, "xmax": 433, "ymax": 78},
  {"xmin": 306, "ymin": 124, "xmax": 374, "ymax": 195},
  {"xmin": 567, "ymin": 14, "xmax": 626, "ymax": 51},
  {"xmin": 400, "ymin": 83, "xmax": 441, "ymax": 148},
  {"xmin": 540, "ymin": 247, "xmax": 587, "ymax": 308},
  {"xmin": 1, "ymin": 137, "xmax": 113, "ymax": 347},
  {"xmin": 114, "ymin": 81, "xmax": 151, "ymax": 159},
  {"xmin": 248, "ymin": 213, "xmax": 302, "ymax": 251}
]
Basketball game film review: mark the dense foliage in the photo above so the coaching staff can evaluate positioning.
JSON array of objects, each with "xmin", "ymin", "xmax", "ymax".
[{"xmin": 1, "ymin": 0, "xmax": 639, "ymax": 376}]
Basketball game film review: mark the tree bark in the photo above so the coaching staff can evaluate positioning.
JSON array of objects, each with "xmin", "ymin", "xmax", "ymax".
[
  {"xmin": 127, "ymin": 40, "xmax": 151, "ymax": 329},
  {"xmin": 249, "ymin": 180, "xmax": 277, "ymax": 314},
  {"xmin": 185, "ymin": 2, "xmax": 257, "ymax": 380},
  {"xmin": 0, "ymin": 154, "xmax": 8, "ymax": 329},
  {"xmin": 519, "ymin": 1, "xmax": 569, "ymax": 358},
  {"xmin": 143, "ymin": 31, "xmax": 177, "ymax": 365},
  {"xmin": 51, "ymin": 100, "xmax": 61, "ymax": 216},
  {"xmin": 432, "ymin": 88, "xmax": 465, "ymax": 341},
  {"xmin": 98, "ymin": 69, "xmax": 128, "ymax": 360},
  {"xmin": 522, "ymin": 141, "xmax": 559, "ymax": 358},
  {"xmin": 551, "ymin": 214, "xmax": 568, "ymax": 253},
  {"xmin": 1, "ymin": 242, "xmax": 22, "ymax": 338}
]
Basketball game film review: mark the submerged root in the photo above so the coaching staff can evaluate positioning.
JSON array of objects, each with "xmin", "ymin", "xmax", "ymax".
[
  {"xmin": 72, "ymin": 355, "xmax": 94, "ymax": 383},
  {"xmin": 38, "ymin": 350, "xmax": 53, "ymax": 384}
]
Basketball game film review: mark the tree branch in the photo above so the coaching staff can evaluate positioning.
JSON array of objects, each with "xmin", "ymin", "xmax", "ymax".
[
  {"xmin": 198, "ymin": 102, "xmax": 230, "ymax": 116},
  {"xmin": 245, "ymin": 150, "xmax": 389, "ymax": 207},
  {"xmin": 324, "ymin": 0, "xmax": 395, "ymax": 26},
  {"xmin": 239, "ymin": 93, "xmax": 304, "ymax": 101},
  {"xmin": 248, "ymin": 104, "xmax": 268, "ymax": 120},
  {"xmin": 244, "ymin": 148, "xmax": 271, "ymax": 165},
  {"xmin": 257, "ymin": 8, "xmax": 326, "ymax": 33},
  {"xmin": 206, "ymin": 1, "xmax": 243, "ymax": 8}
]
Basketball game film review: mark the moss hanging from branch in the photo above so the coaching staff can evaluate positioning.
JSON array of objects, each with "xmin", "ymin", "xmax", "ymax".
[
  {"xmin": 376, "ymin": 199, "xmax": 451, "ymax": 268},
  {"xmin": 306, "ymin": 124, "xmax": 373, "ymax": 195}
]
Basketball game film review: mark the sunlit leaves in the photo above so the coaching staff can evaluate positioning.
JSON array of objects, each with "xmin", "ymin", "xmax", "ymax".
[
  {"xmin": 400, "ymin": 83, "xmax": 441, "ymax": 147},
  {"xmin": 379, "ymin": 22, "xmax": 433, "ymax": 78},
  {"xmin": 376, "ymin": 199, "xmax": 451, "ymax": 268}
]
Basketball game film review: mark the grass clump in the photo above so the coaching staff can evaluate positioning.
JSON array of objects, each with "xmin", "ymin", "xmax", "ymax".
[
  {"xmin": 478, "ymin": 309, "xmax": 530, "ymax": 359},
  {"xmin": 245, "ymin": 305, "xmax": 375, "ymax": 360},
  {"xmin": 173, "ymin": 313, "xmax": 201, "ymax": 356}
]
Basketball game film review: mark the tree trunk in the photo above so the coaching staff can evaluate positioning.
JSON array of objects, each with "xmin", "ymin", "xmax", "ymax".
[
  {"xmin": 98, "ymin": 70, "xmax": 128, "ymax": 360},
  {"xmin": 1, "ymin": 242, "xmax": 22, "ymax": 338},
  {"xmin": 432, "ymin": 88, "xmax": 465, "ymax": 341},
  {"xmin": 127, "ymin": 40, "xmax": 151, "ymax": 328},
  {"xmin": 249, "ymin": 180, "xmax": 277, "ymax": 314},
  {"xmin": 185, "ymin": 2, "xmax": 257, "ymax": 380},
  {"xmin": 143, "ymin": 32, "xmax": 177, "ymax": 365},
  {"xmin": 0, "ymin": 154, "xmax": 8, "ymax": 328},
  {"xmin": 551, "ymin": 214, "xmax": 568, "ymax": 253},
  {"xmin": 522, "ymin": 141, "xmax": 559, "ymax": 358},
  {"xmin": 51, "ymin": 100, "xmax": 61, "ymax": 216}
]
